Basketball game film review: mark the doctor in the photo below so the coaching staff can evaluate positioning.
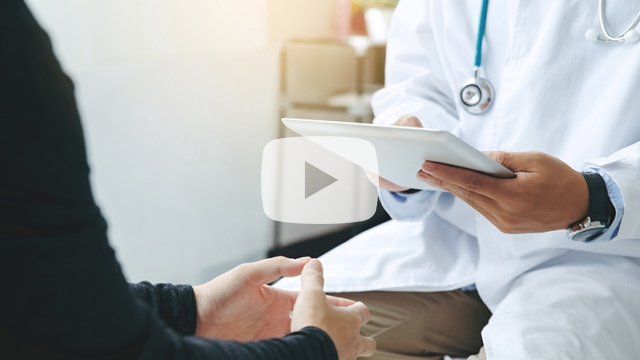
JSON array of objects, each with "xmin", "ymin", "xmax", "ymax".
[{"xmin": 277, "ymin": 0, "xmax": 640, "ymax": 359}]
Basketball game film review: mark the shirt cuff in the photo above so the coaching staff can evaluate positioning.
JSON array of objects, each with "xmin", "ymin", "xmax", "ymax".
[
  {"xmin": 460, "ymin": 284, "xmax": 477, "ymax": 292},
  {"xmin": 379, "ymin": 189, "xmax": 441, "ymax": 222},
  {"xmin": 580, "ymin": 168, "xmax": 625, "ymax": 243}
]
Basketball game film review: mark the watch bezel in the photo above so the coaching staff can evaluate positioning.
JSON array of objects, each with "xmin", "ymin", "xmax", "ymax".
[{"xmin": 566, "ymin": 217, "xmax": 608, "ymax": 242}]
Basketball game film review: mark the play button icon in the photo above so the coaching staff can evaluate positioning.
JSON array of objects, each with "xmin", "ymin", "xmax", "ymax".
[
  {"xmin": 305, "ymin": 162, "xmax": 338, "ymax": 199},
  {"xmin": 261, "ymin": 136, "xmax": 378, "ymax": 224}
]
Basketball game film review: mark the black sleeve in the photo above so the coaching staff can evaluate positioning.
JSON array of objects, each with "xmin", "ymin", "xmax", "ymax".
[
  {"xmin": 129, "ymin": 282, "xmax": 198, "ymax": 336},
  {"xmin": 0, "ymin": 1, "xmax": 338, "ymax": 359}
]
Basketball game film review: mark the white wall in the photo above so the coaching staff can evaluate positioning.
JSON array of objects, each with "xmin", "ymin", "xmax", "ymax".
[{"xmin": 25, "ymin": 0, "xmax": 337, "ymax": 285}]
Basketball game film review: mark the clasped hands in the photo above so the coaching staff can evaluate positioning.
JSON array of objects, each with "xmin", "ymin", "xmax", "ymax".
[
  {"xmin": 384, "ymin": 115, "xmax": 590, "ymax": 233},
  {"xmin": 193, "ymin": 257, "xmax": 375, "ymax": 360}
]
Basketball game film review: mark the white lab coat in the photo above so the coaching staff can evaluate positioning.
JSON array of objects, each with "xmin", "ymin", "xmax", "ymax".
[{"xmin": 277, "ymin": 1, "xmax": 640, "ymax": 358}]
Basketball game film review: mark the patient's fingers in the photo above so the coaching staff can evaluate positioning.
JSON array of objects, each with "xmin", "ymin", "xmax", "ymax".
[
  {"xmin": 348, "ymin": 301, "xmax": 371, "ymax": 325},
  {"xmin": 241, "ymin": 256, "xmax": 311, "ymax": 286},
  {"xmin": 358, "ymin": 336, "xmax": 377, "ymax": 357},
  {"xmin": 326, "ymin": 295, "xmax": 356, "ymax": 307}
]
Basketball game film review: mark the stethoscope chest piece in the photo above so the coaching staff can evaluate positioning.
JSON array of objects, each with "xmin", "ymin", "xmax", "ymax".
[
  {"xmin": 460, "ymin": 76, "xmax": 494, "ymax": 114},
  {"xmin": 462, "ymin": 0, "xmax": 493, "ymax": 115}
]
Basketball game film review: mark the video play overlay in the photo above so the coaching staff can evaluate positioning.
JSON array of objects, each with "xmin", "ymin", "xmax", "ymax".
[{"xmin": 261, "ymin": 136, "xmax": 379, "ymax": 224}]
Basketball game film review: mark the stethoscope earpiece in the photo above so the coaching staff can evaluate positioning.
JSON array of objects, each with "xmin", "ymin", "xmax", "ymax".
[
  {"xmin": 624, "ymin": 29, "xmax": 640, "ymax": 42},
  {"xmin": 585, "ymin": 29, "xmax": 601, "ymax": 42}
]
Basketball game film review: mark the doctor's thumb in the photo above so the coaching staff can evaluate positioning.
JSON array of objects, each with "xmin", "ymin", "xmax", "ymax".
[
  {"xmin": 395, "ymin": 115, "xmax": 423, "ymax": 128},
  {"xmin": 484, "ymin": 151, "xmax": 518, "ymax": 170}
]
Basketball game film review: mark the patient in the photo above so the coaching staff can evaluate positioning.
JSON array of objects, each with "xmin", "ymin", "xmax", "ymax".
[{"xmin": 0, "ymin": 1, "xmax": 374, "ymax": 359}]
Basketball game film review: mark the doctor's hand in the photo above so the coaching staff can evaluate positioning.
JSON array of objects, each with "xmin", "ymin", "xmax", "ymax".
[
  {"xmin": 192, "ymin": 256, "xmax": 358, "ymax": 342},
  {"xmin": 416, "ymin": 151, "xmax": 590, "ymax": 233},
  {"xmin": 373, "ymin": 115, "xmax": 424, "ymax": 192},
  {"xmin": 291, "ymin": 259, "xmax": 376, "ymax": 359}
]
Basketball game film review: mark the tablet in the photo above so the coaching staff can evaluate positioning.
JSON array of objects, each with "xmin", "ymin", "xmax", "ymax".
[{"xmin": 282, "ymin": 118, "xmax": 515, "ymax": 191}]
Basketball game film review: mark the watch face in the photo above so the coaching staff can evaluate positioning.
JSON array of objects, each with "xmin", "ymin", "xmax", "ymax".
[{"xmin": 569, "ymin": 226, "xmax": 607, "ymax": 242}]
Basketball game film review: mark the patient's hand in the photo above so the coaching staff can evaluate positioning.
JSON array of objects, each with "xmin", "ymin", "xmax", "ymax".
[
  {"xmin": 375, "ymin": 114, "xmax": 424, "ymax": 192},
  {"xmin": 192, "ymin": 257, "xmax": 307, "ymax": 340},
  {"xmin": 192, "ymin": 257, "xmax": 360, "ymax": 343},
  {"xmin": 291, "ymin": 260, "xmax": 376, "ymax": 359}
]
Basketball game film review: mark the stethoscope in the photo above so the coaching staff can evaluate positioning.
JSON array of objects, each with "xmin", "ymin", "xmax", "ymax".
[{"xmin": 460, "ymin": 0, "xmax": 640, "ymax": 115}]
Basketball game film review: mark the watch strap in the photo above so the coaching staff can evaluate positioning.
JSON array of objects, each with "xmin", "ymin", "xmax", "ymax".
[{"xmin": 582, "ymin": 173, "xmax": 609, "ymax": 224}]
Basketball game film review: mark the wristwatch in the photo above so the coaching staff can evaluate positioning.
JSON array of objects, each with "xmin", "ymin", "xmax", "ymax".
[{"xmin": 566, "ymin": 173, "xmax": 613, "ymax": 242}]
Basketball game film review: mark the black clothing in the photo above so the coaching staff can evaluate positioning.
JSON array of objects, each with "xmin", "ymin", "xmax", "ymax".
[
  {"xmin": 129, "ymin": 282, "xmax": 198, "ymax": 336},
  {"xmin": 0, "ymin": 1, "xmax": 338, "ymax": 359}
]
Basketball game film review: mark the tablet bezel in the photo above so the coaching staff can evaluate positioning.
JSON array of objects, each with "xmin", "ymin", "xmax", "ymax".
[{"xmin": 282, "ymin": 118, "xmax": 515, "ymax": 190}]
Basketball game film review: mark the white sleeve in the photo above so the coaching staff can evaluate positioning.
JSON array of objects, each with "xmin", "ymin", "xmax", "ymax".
[
  {"xmin": 371, "ymin": 0, "xmax": 459, "ymax": 131},
  {"xmin": 372, "ymin": 0, "xmax": 458, "ymax": 221},
  {"xmin": 581, "ymin": 141, "xmax": 640, "ymax": 241}
]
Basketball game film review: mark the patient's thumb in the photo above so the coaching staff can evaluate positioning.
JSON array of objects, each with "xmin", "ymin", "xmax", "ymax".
[
  {"xmin": 300, "ymin": 259, "xmax": 325, "ymax": 294},
  {"xmin": 291, "ymin": 260, "xmax": 328, "ymax": 333}
]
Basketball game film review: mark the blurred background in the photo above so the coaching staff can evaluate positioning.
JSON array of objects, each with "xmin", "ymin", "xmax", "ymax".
[{"xmin": 26, "ymin": 0, "xmax": 398, "ymax": 285}]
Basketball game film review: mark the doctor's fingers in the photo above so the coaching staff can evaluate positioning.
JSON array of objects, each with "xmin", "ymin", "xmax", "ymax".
[
  {"xmin": 446, "ymin": 185, "xmax": 530, "ymax": 234},
  {"xmin": 420, "ymin": 162, "xmax": 503, "ymax": 199},
  {"xmin": 418, "ymin": 172, "xmax": 498, "ymax": 209},
  {"xmin": 431, "ymin": 180, "xmax": 510, "ymax": 232}
]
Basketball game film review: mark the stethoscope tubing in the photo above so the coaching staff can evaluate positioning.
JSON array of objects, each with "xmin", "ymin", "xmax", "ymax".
[
  {"xmin": 462, "ymin": 0, "xmax": 640, "ymax": 115},
  {"xmin": 460, "ymin": 0, "xmax": 493, "ymax": 115},
  {"xmin": 598, "ymin": 0, "xmax": 640, "ymax": 41},
  {"xmin": 474, "ymin": 0, "xmax": 490, "ymax": 68}
]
